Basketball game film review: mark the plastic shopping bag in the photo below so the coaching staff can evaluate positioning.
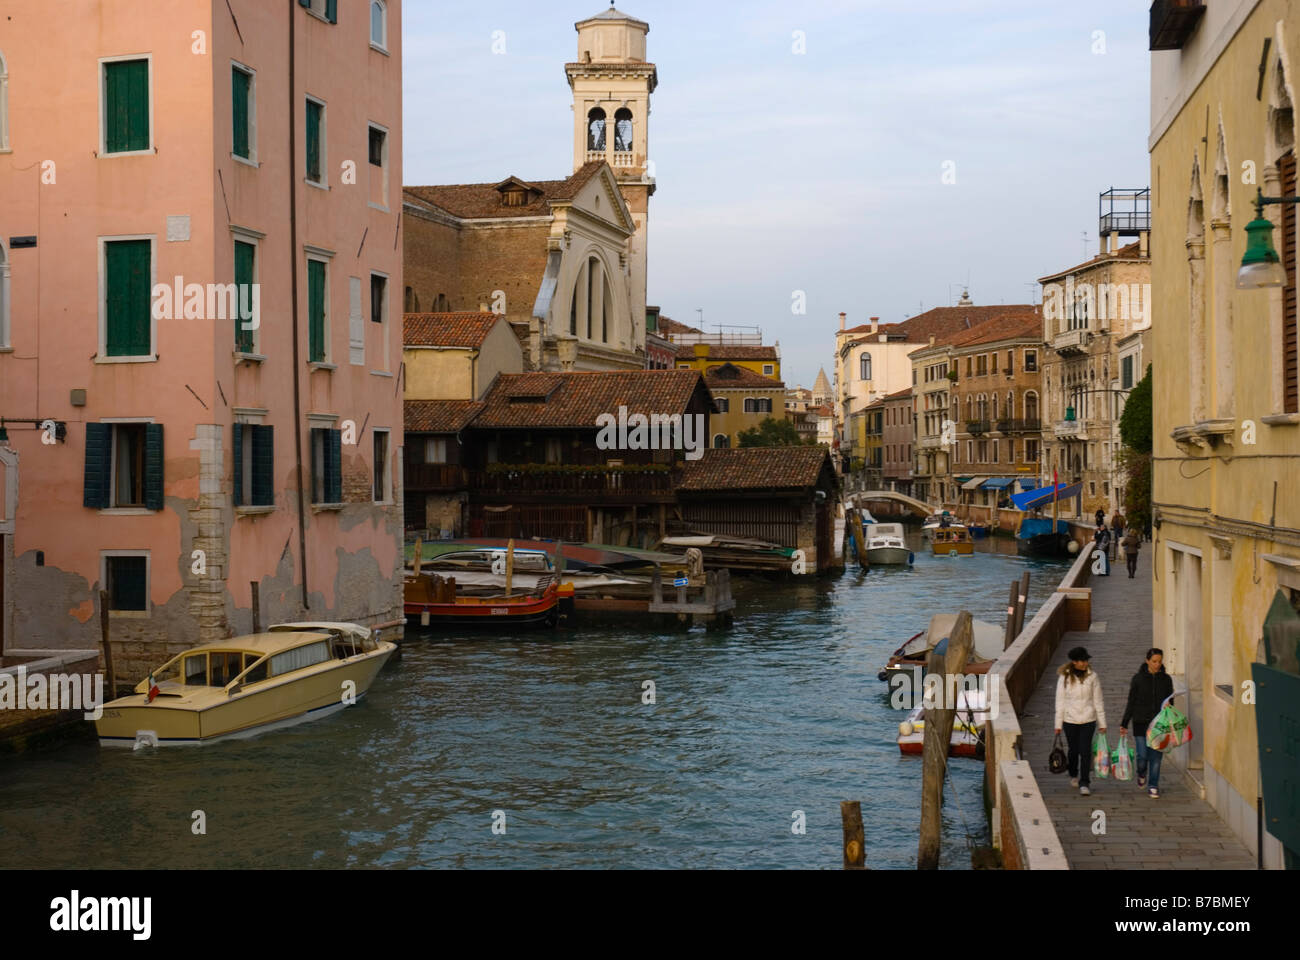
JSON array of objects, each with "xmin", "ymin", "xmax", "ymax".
[
  {"xmin": 1092, "ymin": 731, "xmax": 1111, "ymax": 779},
  {"xmin": 1111, "ymin": 732, "xmax": 1135, "ymax": 781},
  {"xmin": 1146, "ymin": 696, "xmax": 1194, "ymax": 752}
]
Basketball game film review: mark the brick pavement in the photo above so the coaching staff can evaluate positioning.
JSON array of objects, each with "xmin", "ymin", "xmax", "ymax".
[{"xmin": 1018, "ymin": 544, "xmax": 1257, "ymax": 870}]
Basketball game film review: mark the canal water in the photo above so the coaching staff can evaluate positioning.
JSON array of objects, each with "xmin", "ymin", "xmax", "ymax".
[{"xmin": 0, "ymin": 533, "xmax": 1072, "ymax": 869}]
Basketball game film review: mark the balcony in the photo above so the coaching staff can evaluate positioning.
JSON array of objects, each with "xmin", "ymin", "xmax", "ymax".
[
  {"xmin": 405, "ymin": 463, "xmax": 466, "ymax": 492},
  {"xmin": 965, "ymin": 419, "xmax": 990, "ymax": 436},
  {"xmin": 917, "ymin": 435, "xmax": 943, "ymax": 450},
  {"xmin": 1149, "ymin": 0, "xmax": 1205, "ymax": 51},
  {"xmin": 467, "ymin": 464, "xmax": 678, "ymax": 504},
  {"xmin": 1054, "ymin": 419, "xmax": 1087, "ymax": 439},
  {"xmin": 996, "ymin": 418, "xmax": 1042, "ymax": 434},
  {"xmin": 1052, "ymin": 329, "xmax": 1089, "ymax": 356}
]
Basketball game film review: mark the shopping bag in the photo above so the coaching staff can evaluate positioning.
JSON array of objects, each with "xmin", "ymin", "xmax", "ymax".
[
  {"xmin": 1092, "ymin": 730, "xmax": 1111, "ymax": 778},
  {"xmin": 1111, "ymin": 732, "xmax": 1135, "ymax": 781},
  {"xmin": 1146, "ymin": 696, "xmax": 1193, "ymax": 752}
]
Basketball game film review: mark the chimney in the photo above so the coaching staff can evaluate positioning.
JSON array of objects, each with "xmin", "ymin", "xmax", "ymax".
[
  {"xmin": 870, "ymin": 316, "xmax": 879, "ymax": 334},
  {"xmin": 929, "ymin": 335, "xmax": 935, "ymax": 347},
  {"xmin": 478, "ymin": 299, "xmax": 490, "ymax": 313},
  {"xmin": 1139, "ymin": 229, "xmax": 1149, "ymax": 257},
  {"xmin": 839, "ymin": 312, "xmax": 846, "ymax": 331}
]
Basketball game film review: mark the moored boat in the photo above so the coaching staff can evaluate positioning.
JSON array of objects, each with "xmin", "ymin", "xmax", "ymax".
[
  {"xmin": 896, "ymin": 685, "xmax": 988, "ymax": 758},
  {"xmin": 95, "ymin": 622, "xmax": 396, "ymax": 747},
  {"xmin": 864, "ymin": 523, "xmax": 913, "ymax": 565},
  {"xmin": 930, "ymin": 525, "xmax": 974, "ymax": 556},
  {"xmin": 404, "ymin": 573, "xmax": 568, "ymax": 628},
  {"xmin": 1015, "ymin": 516, "xmax": 1073, "ymax": 557},
  {"xmin": 877, "ymin": 614, "xmax": 1004, "ymax": 683}
]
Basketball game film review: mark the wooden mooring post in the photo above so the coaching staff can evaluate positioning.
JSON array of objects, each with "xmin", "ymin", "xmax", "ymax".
[
  {"xmin": 840, "ymin": 801, "xmax": 866, "ymax": 869},
  {"xmin": 847, "ymin": 507, "xmax": 869, "ymax": 569},
  {"xmin": 251, "ymin": 581, "xmax": 261, "ymax": 634},
  {"xmin": 98, "ymin": 589, "xmax": 116, "ymax": 699},
  {"xmin": 1013, "ymin": 571, "xmax": 1031, "ymax": 638},
  {"xmin": 918, "ymin": 610, "xmax": 974, "ymax": 870}
]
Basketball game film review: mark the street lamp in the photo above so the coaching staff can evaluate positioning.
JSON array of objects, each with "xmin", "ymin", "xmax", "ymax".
[{"xmin": 1237, "ymin": 188, "xmax": 1296, "ymax": 289}]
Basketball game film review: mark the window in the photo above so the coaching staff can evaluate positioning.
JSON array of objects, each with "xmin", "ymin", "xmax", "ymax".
[
  {"xmin": 232, "ymin": 64, "xmax": 255, "ymax": 161},
  {"xmin": 368, "ymin": 123, "xmax": 388, "ymax": 206},
  {"xmin": 305, "ymin": 97, "xmax": 325, "ymax": 184},
  {"xmin": 368, "ymin": 125, "xmax": 385, "ymax": 166},
  {"xmin": 307, "ymin": 256, "xmax": 328, "ymax": 362},
  {"xmin": 713, "ymin": 434, "xmax": 729, "ymax": 449},
  {"xmin": 859, "ymin": 353, "xmax": 871, "ymax": 380},
  {"xmin": 83, "ymin": 422, "xmax": 163, "ymax": 510},
  {"xmin": 1121, "ymin": 355, "xmax": 1134, "ymax": 390},
  {"xmin": 614, "ymin": 107, "xmax": 633, "ymax": 152},
  {"xmin": 370, "ymin": 1, "xmax": 387, "ymax": 49},
  {"xmin": 209, "ymin": 651, "xmax": 242, "ymax": 687},
  {"xmin": 992, "ymin": 440, "xmax": 999, "ymax": 463},
  {"xmin": 102, "ymin": 237, "xmax": 153, "ymax": 358},
  {"xmin": 424, "ymin": 437, "xmax": 448, "ymax": 464},
  {"xmin": 300, "ymin": 0, "xmax": 338, "ymax": 24},
  {"xmin": 0, "ymin": 239, "xmax": 8, "ymax": 350},
  {"xmin": 715, "ymin": 397, "xmax": 729, "ymax": 413},
  {"xmin": 270, "ymin": 641, "xmax": 331, "ymax": 678},
  {"xmin": 101, "ymin": 57, "xmax": 151, "ymax": 155},
  {"xmin": 743, "ymin": 398, "xmax": 773, "ymax": 414},
  {"xmin": 0, "ymin": 51, "xmax": 9, "ymax": 151},
  {"xmin": 1024, "ymin": 350, "xmax": 1037, "ymax": 372},
  {"xmin": 310, "ymin": 427, "xmax": 342, "ymax": 504},
  {"xmin": 763, "ymin": 364, "xmax": 775, "ymax": 376},
  {"xmin": 370, "ymin": 273, "xmax": 387, "ymax": 324},
  {"xmin": 234, "ymin": 239, "xmax": 257, "ymax": 353},
  {"xmin": 233, "ymin": 423, "xmax": 274, "ymax": 507},
  {"xmin": 587, "ymin": 107, "xmax": 606, "ymax": 152},
  {"xmin": 104, "ymin": 553, "xmax": 148, "ymax": 612},
  {"xmin": 373, "ymin": 429, "xmax": 390, "ymax": 502}
]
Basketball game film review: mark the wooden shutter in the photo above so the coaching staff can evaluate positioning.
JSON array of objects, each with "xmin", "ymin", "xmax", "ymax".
[
  {"xmin": 232, "ymin": 68, "xmax": 250, "ymax": 159},
  {"xmin": 305, "ymin": 100, "xmax": 321, "ymax": 182},
  {"xmin": 1282, "ymin": 151, "xmax": 1298, "ymax": 413},
  {"xmin": 234, "ymin": 240, "xmax": 256, "ymax": 353},
  {"xmin": 308, "ymin": 259, "xmax": 326, "ymax": 362},
  {"xmin": 349, "ymin": 276, "xmax": 364, "ymax": 365},
  {"xmin": 105, "ymin": 239, "xmax": 151, "ymax": 357},
  {"xmin": 326, "ymin": 0, "xmax": 337, "ymax": 23},
  {"xmin": 326, "ymin": 428, "xmax": 342, "ymax": 503},
  {"xmin": 232, "ymin": 423, "xmax": 244, "ymax": 506},
  {"xmin": 104, "ymin": 60, "xmax": 149, "ymax": 153},
  {"xmin": 83, "ymin": 423, "xmax": 113, "ymax": 509},
  {"xmin": 144, "ymin": 423, "xmax": 164, "ymax": 511},
  {"xmin": 252, "ymin": 425, "xmax": 274, "ymax": 506}
]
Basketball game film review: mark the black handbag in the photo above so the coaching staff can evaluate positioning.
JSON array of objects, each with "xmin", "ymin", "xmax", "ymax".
[{"xmin": 1048, "ymin": 733, "xmax": 1068, "ymax": 774}]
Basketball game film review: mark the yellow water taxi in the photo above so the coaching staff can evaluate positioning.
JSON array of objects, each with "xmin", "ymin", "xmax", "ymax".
[
  {"xmin": 930, "ymin": 526, "xmax": 975, "ymax": 556},
  {"xmin": 95, "ymin": 622, "xmax": 395, "ymax": 747}
]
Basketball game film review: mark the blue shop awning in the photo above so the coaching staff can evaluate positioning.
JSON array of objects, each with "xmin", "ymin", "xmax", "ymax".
[
  {"xmin": 1019, "ymin": 478, "xmax": 1039, "ymax": 490},
  {"xmin": 982, "ymin": 478, "xmax": 1015, "ymax": 490}
]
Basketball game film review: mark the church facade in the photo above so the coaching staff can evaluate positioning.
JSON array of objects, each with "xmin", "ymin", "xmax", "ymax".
[{"xmin": 402, "ymin": 6, "xmax": 657, "ymax": 374}]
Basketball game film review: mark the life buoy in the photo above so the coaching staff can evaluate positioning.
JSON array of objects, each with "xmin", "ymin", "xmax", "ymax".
[{"xmin": 949, "ymin": 548, "xmax": 958, "ymax": 557}]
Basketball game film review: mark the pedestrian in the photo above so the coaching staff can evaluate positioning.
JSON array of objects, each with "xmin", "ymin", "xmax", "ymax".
[
  {"xmin": 1054, "ymin": 646, "xmax": 1107, "ymax": 796},
  {"xmin": 1112, "ymin": 512, "xmax": 1125, "ymax": 543},
  {"xmin": 1093, "ymin": 522, "xmax": 1111, "ymax": 572},
  {"xmin": 1095, "ymin": 507, "xmax": 1106, "ymax": 528},
  {"xmin": 1122, "ymin": 527, "xmax": 1141, "ymax": 578},
  {"xmin": 1120, "ymin": 648, "xmax": 1175, "ymax": 799}
]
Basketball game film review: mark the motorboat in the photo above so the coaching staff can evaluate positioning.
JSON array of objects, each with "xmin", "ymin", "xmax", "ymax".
[
  {"xmin": 1015, "ymin": 516, "xmax": 1074, "ymax": 557},
  {"xmin": 95, "ymin": 622, "xmax": 396, "ymax": 747},
  {"xmin": 930, "ymin": 525, "xmax": 974, "ymax": 556},
  {"xmin": 896, "ymin": 684, "xmax": 989, "ymax": 758},
  {"xmin": 864, "ymin": 523, "xmax": 913, "ymax": 565},
  {"xmin": 877, "ymin": 614, "xmax": 1005, "ymax": 683}
]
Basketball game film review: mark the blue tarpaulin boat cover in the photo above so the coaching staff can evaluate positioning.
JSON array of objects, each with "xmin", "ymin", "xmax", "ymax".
[
  {"xmin": 1018, "ymin": 516, "xmax": 1069, "ymax": 538},
  {"xmin": 1010, "ymin": 482, "xmax": 1082, "ymax": 512},
  {"xmin": 982, "ymin": 477, "xmax": 1015, "ymax": 490}
]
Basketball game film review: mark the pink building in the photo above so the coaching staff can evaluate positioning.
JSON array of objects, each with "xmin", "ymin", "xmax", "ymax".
[{"xmin": 0, "ymin": 0, "xmax": 404, "ymax": 683}]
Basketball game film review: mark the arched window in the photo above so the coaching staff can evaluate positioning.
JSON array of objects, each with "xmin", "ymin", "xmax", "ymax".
[
  {"xmin": 586, "ymin": 257, "xmax": 598, "ymax": 339},
  {"xmin": 859, "ymin": 353, "xmax": 871, "ymax": 380},
  {"xmin": 370, "ymin": 2, "xmax": 388, "ymax": 50},
  {"xmin": 1007, "ymin": 391, "xmax": 1014, "ymax": 418},
  {"xmin": 0, "ymin": 51, "xmax": 8, "ymax": 151},
  {"xmin": 587, "ymin": 108, "xmax": 606, "ymax": 152},
  {"xmin": 602, "ymin": 272, "xmax": 612, "ymax": 343},
  {"xmin": 0, "ymin": 239, "xmax": 9, "ymax": 349},
  {"xmin": 569, "ymin": 283, "xmax": 577, "ymax": 335},
  {"xmin": 713, "ymin": 434, "xmax": 729, "ymax": 449},
  {"xmin": 614, "ymin": 107, "xmax": 633, "ymax": 152}
]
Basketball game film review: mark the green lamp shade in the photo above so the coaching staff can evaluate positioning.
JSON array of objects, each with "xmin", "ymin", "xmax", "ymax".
[{"xmin": 1237, "ymin": 215, "xmax": 1287, "ymax": 288}]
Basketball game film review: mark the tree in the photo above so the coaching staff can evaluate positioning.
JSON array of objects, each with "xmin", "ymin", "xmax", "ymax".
[
  {"xmin": 1119, "ymin": 364, "xmax": 1152, "ymax": 531},
  {"xmin": 737, "ymin": 416, "xmax": 809, "ymax": 447}
]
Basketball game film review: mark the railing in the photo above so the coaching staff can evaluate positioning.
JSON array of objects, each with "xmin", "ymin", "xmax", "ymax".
[
  {"xmin": 996, "ymin": 418, "xmax": 1041, "ymax": 434},
  {"xmin": 405, "ymin": 463, "xmax": 466, "ymax": 491},
  {"xmin": 468, "ymin": 466, "xmax": 677, "ymax": 502},
  {"xmin": 1051, "ymin": 329, "xmax": 1088, "ymax": 355},
  {"xmin": 611, "ymin": 151, "xmax": 636, "ymax": 168},
  {"xmin": 1054, "ymin": 419, "xmax": 1087, "ymax": 438},
  {"xmin": 917, "ymin": 435, "xmax": 943, "ymax": 450},
  {"xmin": 965, "ymin": 419, "xmax": 990, "ymax": 436},
  {"xmin": 585, "ymin": 150, "xmax": 606, "ymax": 164}
]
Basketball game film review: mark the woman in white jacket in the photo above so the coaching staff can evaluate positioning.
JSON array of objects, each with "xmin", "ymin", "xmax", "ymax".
[{"xmin": 1054, "ymin": 645, "xmax": 1107, "ymax": 796}]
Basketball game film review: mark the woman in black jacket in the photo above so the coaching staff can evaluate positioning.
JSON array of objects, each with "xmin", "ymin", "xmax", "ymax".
[{"xmin": 1119, "ymin": 648, "xmax": 1175, "ymax": 798}]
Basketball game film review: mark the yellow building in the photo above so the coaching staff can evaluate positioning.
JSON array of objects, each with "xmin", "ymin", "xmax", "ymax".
[
  {"xmin": 403, "ymin": 313, "xmax": 523, "ymax": 401},
  {"xmin": 703, "ymin": 363, "xmax": 786, "ymax": 448},
  {"xmin": 1149, "ymin": 0, "xmax": 1300, "ymax": 868},
  {"xmin": 675, "ymin": 342, "xmax": 780, "ymax": 382}
]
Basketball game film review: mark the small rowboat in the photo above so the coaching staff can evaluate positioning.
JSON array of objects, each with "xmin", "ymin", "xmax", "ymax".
[
  {"xmin": 404, "ymin": 574, "xmax": 569, "ymax": 629},
  {"xmin": 896, "ymin": 686, "xmax": 988, "ymax": 758}
]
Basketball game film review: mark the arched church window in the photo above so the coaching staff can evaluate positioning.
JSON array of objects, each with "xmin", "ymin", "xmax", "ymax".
[
  {"xmin": 587, "ymin": 108, "xmax": 606, "ymax": 152},
  {"xmin": 586, "ymin": 257, "xmax": 597, "ymax": 339},
  {"xmin": 614, "ymin": 108, "xmax": 633, "ymax": 152}
]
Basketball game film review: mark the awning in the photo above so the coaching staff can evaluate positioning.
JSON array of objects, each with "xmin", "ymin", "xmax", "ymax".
[
  {"xmin": 1010, "ymin": 482, "xmax": 1083, "ymax": 512},
  {"xmin": 1019, "ymin": 478, "xmax": 1039, "ymax": 490},
  {"xmin": 954, "ymin": 476, "xmax": 973, "ymax": 484},
  {"xmin": 982, "ymin": 478, "xmax": 1015, "ymax": 490},
  {"xmin": 961, "ymin": 476, "xmax": 988, "ymax": 491}
]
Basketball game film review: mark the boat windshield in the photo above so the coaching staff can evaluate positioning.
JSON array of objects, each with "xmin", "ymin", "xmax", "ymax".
[{"xmin": 148, "ymin": 650, "xmax": 266, "ymax": 688}]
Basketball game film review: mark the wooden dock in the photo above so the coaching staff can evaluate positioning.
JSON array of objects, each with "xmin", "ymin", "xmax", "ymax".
[{"xmin": 647, "ymin": 567, "xmax": 736, "ymax": 625}]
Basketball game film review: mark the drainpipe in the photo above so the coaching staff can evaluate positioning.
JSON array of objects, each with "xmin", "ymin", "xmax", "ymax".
[{"xmin": 289, "ymin": 0, "xmax": 309, "ymax": 609}]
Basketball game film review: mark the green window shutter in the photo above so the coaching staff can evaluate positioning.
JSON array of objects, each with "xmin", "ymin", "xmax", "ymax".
[
  {"xmin": 252, "ymin": 425, "xmax": 274, "ymax": 507},
  {"xmin": 83, "ymin": 423, "xmax": 113, "ymax": 509},
  {"xmin": 305, "ymin": 100, "xmax": 321, "ymax": 182},
  {"xmin": 105, "ymin": 239, "xmax": 151, "ymax": 357},
  {"xmin": 326, "ymin": 0, "xmax": 337, "ymax": 23},
  {"xmin": 326, "ymin": 428, "xmax": 342, "ymax": 503},
  {"xmin": 144, "ymin": 423, "xmax": 165, "ymax": 510},
  {"xmin": 232, "ymin": 422, "xmax": 244, "ymax": 506},
  {"xmin": 104, "ymin": 59, "xmax": 149, "ymax": 153},
  {"xmin": 308, "ymin": 259, "xmax": 326, "ymax": 362},
  {"xmin": 234, "ymin": 240, "xmax": 256, "ymax": 353},
  {"xmin": 232, "ymin": 68, "xmax": 250, "ymax": 159},
  {"xmin": 298, "ymin": 0, "xmax": 311, "ymax": 7}
]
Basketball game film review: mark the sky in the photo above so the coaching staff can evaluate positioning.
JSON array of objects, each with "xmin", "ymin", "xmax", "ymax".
[{"xmin": 403, "ymin": 0, "xmax": 1151, "ymax": 389}]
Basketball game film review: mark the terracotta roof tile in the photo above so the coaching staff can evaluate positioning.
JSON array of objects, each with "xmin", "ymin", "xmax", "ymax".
[
  {"xmin": 659, "ymin": 316, "xmax": 701, "ymax": 337},
  {"xmin": 841, "ymin": 304, "xmax": 1040, "ymax": 346},
  {"xmin": 404, "ymin": 312, "xmax": 501, "ymax": 348},
  {"xmin": 404, "ymin": 162, "xmax": 605, "ymax": 220},
  {"xmin": 1038, "ymin": 241, "xmax": 1146, "ymax": 283},
  {"xmin": 405, "ymin": 400, "xmax": 484, "ymax": 434},
  {"xmin": 679, "ymin": 446, "xmax": 833, "ymax": 492},
  {"xmin": 703, "ymin": 363, "xmax": 785, "ymax": 389},
  {"xmin": 944, "ymin": 313, "xmax": 1043, "ymax": 348},
  {"xmin": 883, "ymin": 387, "xmax": 913, "ymax": 401},
  {"xmin": 675, "ymin": 343, "xmax": 779, "ymax": 361},
  {"xmin": 473, "ymin": 370, "xmax": 709, "ymax": 429}
]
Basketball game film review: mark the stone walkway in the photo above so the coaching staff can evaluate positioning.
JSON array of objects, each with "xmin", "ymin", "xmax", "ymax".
[{"xmin": 1018, "ymin": 546, "xmax": 1257, "ymax": 869}]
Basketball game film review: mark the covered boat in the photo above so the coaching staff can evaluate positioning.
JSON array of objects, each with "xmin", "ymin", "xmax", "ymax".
[
  {"xmin": 896, "ymin": 685, "xmax": 988, "ymax": 758},
  {"xmin": 877, "ymin": 614, "xmax": 1005, "ymax": 683},
  {"xmin": 864, "ymin": 523, "xmax": 913, "ymax": 565},
  {"xmin": 1010, "ymin": 482, "xmax": 1081, "ymax": 557}
]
